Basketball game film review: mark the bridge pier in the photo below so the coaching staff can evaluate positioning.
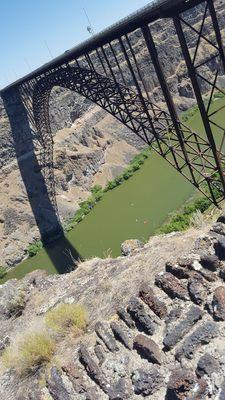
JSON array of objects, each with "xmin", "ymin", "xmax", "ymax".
[{"xmin": 1, "ymin": 87, "xmax": 63, "ymax": 245}]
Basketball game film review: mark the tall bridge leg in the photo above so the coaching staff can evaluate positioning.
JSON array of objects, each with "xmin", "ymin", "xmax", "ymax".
[
  {"xmin": 141, "ymin": 25, "xmax": 198, "ymax": 188},
  {"xmin": 173, "ymin": 11, "xmax": 225, "ymax": 200},
  {"xmin": 208, "ymin": 0, "xmax": 225, "ymax": 72}
]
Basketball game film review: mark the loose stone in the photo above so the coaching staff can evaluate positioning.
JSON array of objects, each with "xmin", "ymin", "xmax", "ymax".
[
  {"xmin": 217, "ymin": 213, "xmax": 225, "ymax": 224},
  {"xmin": 166, "ymin": 369, "xmax": 208, "ymax": 400},
  {"xmin": 175, "ymin": 321, "xmax": 218, "ymax": 360},
  {"xmin": 131, "ymin": 367, "xmax": 163, "ymax": 396},
  {"xmin": 211, "ymin": 222, "xmax": 225, "ymax": 237},
  {"xmin": 85, "ymin": 387, "xmax": 101, "ymax": 400},
  {"xmin": 46, "ymin": 367, "xmax": 71, "ymax": 400},
  {"xmin": 155, "ymin": 272, "xmax": 189, "ymax": 300},
  {"xmin": 163, "ymin": 306, "xmax": 202, "ymax": 350},
  {"xmin": 108, "ymin": 378, "xmax": 132, "ymax": 400},
  {"xmin": 212, "ymin": 286, "xmax": 225, "ymax": 321},
  {"xmin": 188, "ymin": 274, "xmax": 208, "ymax": 305},
  {"xmin": 62, "ymin": 362, "xmax": 89, "ymax": 394},
  {"xmin": 214, "ymin": 238, "xmax": 225, "ymax": 261},
  {"xmin": 133, "ymin": 334, "xmax": 162, "ymax": 364},
  {"xmin": 121, "ymin": 239, "xmax": 143, "ymax": 256},
  {"xmin": 200, "ymin": 254, "xmax": 220, "ymax": 271},
  {"xmin": 139, "ymin": 282, "xmax": 167, "ymax": 318},
  {"xmin": 79, "ymin": 345, "xmax": 109, "ymax": 392},
  {"xmin": 165, "ymin": 306, "xmax": 182, "ymax": 326},
  {"xmin": 200, "ymin": 269, "xmax": 217, "ymax": 282},
  {"xmin": 127, "ymin": 297, "xmax": 155, "ymax": 335},
  {"xmin": 117, "ymin": 307, "xmax": 135, "ymax": 329},
  {"xmin": 196, "ymin": 353, "xmax": 220, "ymax": 377},
  {"xmin": 110, "ymin": 321, "xmax": 132, "ymax": 350},
  {"xmin": 94, "ymin": 342, "xmax": 106, "ymax": 365},
  {"xmin": 165, "ymin": 261, "xmax": 190, "ymax": 279},
  {"xmin": 95, "ymin": 321, "xmax": 119, "ymax": 352}
]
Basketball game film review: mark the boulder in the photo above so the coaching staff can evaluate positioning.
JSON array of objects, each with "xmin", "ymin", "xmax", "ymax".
[
  {"xmin": 133, "ymin": 334, "xmax": 162, "ymax": 364},
  {"xmin": 121, "ymin": 239, "xmax": 143, "ymax": 256},
  {"xmin": 132, "ymin": 367, "xmax": 162, "ymax": 396}
]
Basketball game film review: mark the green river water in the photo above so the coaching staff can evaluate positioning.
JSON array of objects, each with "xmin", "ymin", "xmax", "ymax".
[
  {"xmin": 1, "ymin": 96, "xmax": 225, "ymax": 283},
  {"xmin": 1, "ymin": 152, "xmax": 195, "ymax": 283}
]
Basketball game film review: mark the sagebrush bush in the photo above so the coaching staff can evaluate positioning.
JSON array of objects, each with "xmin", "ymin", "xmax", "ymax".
[
  {"xmin": 45, "ymin": 303, "xmax": 87, "ymax": 335},
  {"xmin": 2, "ymin": 331, "xmax": 55, "ymax": 375}
]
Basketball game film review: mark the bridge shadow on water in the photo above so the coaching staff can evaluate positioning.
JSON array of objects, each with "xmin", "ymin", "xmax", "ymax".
[{"xmin": 2, "ymin": 88, "xmax": 82, "ymax": 274}]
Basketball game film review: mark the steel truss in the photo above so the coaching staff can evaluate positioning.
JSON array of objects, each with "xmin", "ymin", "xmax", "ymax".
[{"xmin": 2, "ymin": 0, "xmax": 225, "ymax": 228}]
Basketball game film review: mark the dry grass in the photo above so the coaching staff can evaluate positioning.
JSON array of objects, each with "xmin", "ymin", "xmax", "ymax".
[
  {"xmin": 2, "ymin": 331, "xmax": 55, "ymax": 375},
  {"xmin": 6, "ymin": 288, "xmax": 27, "ymax": 317},
  {"xmin": 190, "ymin": 210, "xmax": 205, "ymax": 229},
  {"xmin": 45, "ymin": 303, "xmax": 87, "ymax": 335}
]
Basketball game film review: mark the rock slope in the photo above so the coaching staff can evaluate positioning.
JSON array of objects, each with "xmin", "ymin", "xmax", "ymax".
[{"xmin": 1, "ymin": 214, "xmax": 225, "ymax": 398}]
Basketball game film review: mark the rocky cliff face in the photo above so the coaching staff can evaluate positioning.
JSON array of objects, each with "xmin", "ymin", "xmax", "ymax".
[
  {"xmin": 1, "ymin": 0, "xmax": 225, "ymax": 267},
  {"xmin": 1, "ymin": 213, "xmax": 225, "ymax": 399}
]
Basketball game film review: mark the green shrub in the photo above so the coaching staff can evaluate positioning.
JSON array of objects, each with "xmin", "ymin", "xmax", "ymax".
[
  {"xmin": 45, "ymin": 303, "xmax": 87, "ymax": 335},
  {"xmin": 2, "ymin": 331, "xmax": 55, "ymax": 375},
  {"xmin": 91, "ymin": 184, "xmax": 103, "ymax": 194},
  {"xmin": 91, "ymin": 185, "xmax": 104, "ymax": 202},
  {"xmin": 93, "ymin": 191, "xmax": 104, "ymax": 202},
  {"xmin": 0, "ymin": 266, "xmax": 7, "ymax": 279},
  {"xmin": 123, "ymin": 169, "xmax": 133, "ymax": 180},
  {"xmin": 131, "ymin": 162, "xmax": 141, "ymax": 172},
  {"xmin": 159, "ymin": 189, "xmax": 214, "ymax": 235},
  {"xmin": 27, "ymin": 241, "xmax": 43, "ymax": 257},
  {"xmin": 193, "ymin": 197, "xmax": 211, "ymax": 213},
  {"xmin": 106, "ymin": 180, "xmax": 118, "ymax": 190}
]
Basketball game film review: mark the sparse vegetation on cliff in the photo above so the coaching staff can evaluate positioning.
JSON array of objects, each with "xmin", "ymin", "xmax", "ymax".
[
  {"xmin": 159, "ymin": 178, "xmax": 221, "ymax": 234},
  {"xmin": 2, "ymin": 331, "xmax": 55, "ymax": 375},
  {"xmin": 158, "ymin": 197, "xmax": 211, "ymax": 234},
  {"xmin": 26, "ymin": 241, "xmax": 43, "ymax": 257},
  {"xmin": 45, "ymin": 303, "xmax": 87, "ymax": 335}
]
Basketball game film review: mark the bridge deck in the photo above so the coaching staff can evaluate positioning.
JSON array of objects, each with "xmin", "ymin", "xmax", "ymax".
[{"xmin": 1, "ymin": 0, "xmax": 203, "ymax": 93}]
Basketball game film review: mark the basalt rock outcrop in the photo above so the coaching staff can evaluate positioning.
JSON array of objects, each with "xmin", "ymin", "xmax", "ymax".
[{"xmin": 0, "ymin": 214, "xmax": 225, "ymax": 398}]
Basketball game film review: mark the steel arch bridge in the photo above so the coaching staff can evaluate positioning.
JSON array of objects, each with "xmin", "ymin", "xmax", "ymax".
[{"xmin": 1, "ymin": 0, "xmax": 225, "ymax": 240}]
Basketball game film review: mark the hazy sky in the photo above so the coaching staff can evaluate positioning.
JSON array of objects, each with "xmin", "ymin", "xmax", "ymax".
[{"xmin": 0, "ymin": 0, "xmax": 152, "ymax": 89}]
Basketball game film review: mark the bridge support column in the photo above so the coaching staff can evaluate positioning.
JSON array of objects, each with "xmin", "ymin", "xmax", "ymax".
[
  {"xmin": 141, "ymin": 24, "xmax": 198, "ymax": 189},
  {"xmin": 2, "ymin": 87, "xmax": 63, "ymax": 244},
  {"xmin": 173, "ymin": 11, "xmax": 225, "ymax": 200}
]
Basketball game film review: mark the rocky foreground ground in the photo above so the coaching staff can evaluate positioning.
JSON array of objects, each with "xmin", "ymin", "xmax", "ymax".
[{"xmin": 1, "ymin": 213, "xmax": 225, "ymax": 399}]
